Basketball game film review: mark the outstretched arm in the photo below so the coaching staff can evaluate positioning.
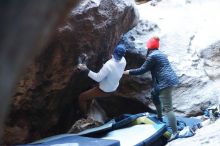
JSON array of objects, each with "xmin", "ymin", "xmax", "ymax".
[
  {"xmin": 125, "ymin": 56, "xmax": 154, "ymax": 75},
  {"xmin": 88, "ymin": 64, "xmax": 109, "ymax": 82}
]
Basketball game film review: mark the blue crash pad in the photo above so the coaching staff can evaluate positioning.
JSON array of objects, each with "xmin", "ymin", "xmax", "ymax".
[{"xmin": 21, "ymin": 135, "xmax": 120, "ymax": 146}]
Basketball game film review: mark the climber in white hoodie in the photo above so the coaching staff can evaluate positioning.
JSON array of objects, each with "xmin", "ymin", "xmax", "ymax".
[{"xmin": 77, "ymin": 44, "xmax": 126, "ymax": 115}]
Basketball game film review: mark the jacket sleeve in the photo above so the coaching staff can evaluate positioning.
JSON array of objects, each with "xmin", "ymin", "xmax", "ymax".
[
  {"xmin": 88, "ymin": 62, "xmax": 109, "ymax": 82},
  {"xmin": 129, "ymin": 56, "xmax": 154, "ymax": 75}
]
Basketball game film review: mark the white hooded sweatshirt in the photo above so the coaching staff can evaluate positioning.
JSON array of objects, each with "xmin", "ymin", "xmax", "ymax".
[{"xmin": 88, "ymin": 56, "xmax": 126, "ymax": 92}]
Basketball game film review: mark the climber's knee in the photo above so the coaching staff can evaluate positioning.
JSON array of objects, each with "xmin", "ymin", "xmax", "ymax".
[{"xmin": 163, "ymin": 105, "xmax": 173, "ymax": 114}]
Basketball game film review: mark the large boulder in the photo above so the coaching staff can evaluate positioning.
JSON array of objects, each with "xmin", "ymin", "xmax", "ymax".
[
  {"xmin": 118, "ymin": 0, "xmax": 220, "ymax": 117},
  {"xmin": 3, "ymin": 0, "xmax": 139, "ymax": 145},
  {"xmin": 0, "ymin": 0, "xmax": 81, "ymax": 143}
]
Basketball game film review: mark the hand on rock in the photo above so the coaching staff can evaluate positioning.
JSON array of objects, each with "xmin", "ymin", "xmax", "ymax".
[
  {"xmin": 77, "ymin": 63, "xmax": 88, "ymax": 71},
  {"xmin": 77, "ymin": 64, "xmax": 90, "ymax": 75}
]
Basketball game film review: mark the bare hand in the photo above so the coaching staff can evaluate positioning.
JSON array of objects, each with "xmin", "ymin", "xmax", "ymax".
[
  {"xmin": 77, "ymin": 63, "xmax": 88, "ymax": 71},
  {"xmin": 123, "ymin": 70, "xmax": 129, "ymax": 75}
]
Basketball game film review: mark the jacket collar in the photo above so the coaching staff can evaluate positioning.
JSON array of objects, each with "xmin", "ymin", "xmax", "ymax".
[{"xmin": 147, "ymin": 49, "xmax": 158, "ymax": 56}]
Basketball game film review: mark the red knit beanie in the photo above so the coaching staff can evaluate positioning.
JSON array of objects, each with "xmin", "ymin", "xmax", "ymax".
[{"xmin": 146, "ymin": 37, "xmax": 160, "ymax": 50}]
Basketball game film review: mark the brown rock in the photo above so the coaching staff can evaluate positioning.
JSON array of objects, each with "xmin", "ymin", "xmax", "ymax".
[
  {"xmin": 3, "ymin": 0, "xmax": 139, "ymax": 145},
  {"xmin": 68, "ymin": 118, "xmax": 102, "ymax": 134}
]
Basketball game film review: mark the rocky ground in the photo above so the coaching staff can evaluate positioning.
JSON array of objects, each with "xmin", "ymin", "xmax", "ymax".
[{"xmin": 167, "ymin": 119, "xmax": 220, "ymax": 146}]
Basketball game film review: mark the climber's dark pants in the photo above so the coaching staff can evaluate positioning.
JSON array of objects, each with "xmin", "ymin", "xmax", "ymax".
[{"xmin": 152, "ymin": 87, "xmax": 177, "ymax": 133}]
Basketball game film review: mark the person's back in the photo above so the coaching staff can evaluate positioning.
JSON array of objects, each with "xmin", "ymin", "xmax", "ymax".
[
  {"xmin": 148, "ymin": 50, "xmax": 179, "ymax": 90},
  {"xmin": 99, "ymin": 57, "xmax": 126, "ymax": 92}
]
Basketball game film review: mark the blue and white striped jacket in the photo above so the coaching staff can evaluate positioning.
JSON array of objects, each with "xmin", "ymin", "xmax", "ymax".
[{"xmin": 129, "ymin": 50, "xmax": 179, "ymax": 92}]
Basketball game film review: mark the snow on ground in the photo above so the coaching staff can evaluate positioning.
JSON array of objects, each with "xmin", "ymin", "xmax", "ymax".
[
  {"xmin": 167, "ymin": 119, "xmax": 220, "ymax": 146},
  {"xmin": 136, "ymin": 0, "xmax": 220, "ymax": 66},
  {"xmin": 134, "ymin": 1, "xmax": 220, "ymax": 145}
]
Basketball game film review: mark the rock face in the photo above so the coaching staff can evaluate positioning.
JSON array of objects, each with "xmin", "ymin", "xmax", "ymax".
[
  {"xmin": 3, "ymin": 0, "xmax": 139, "ymax": 145},
  {"xmin": 118, "ymin": 20, "xmax": 159, "ymax": 103},
  {"xmin": 119, "ymin": 0, "xmax": 220, "ymax": 145},
  {"xmin": 4, "ymin": 0, "xmax": 220, "ymax": 145},
  {"xmin": 0, "ymin": 0, "xmax": 81, "ymax": 142},
  {"xmin": 120, "ymin": 0, "xmax": 220, "ymax": 117}
]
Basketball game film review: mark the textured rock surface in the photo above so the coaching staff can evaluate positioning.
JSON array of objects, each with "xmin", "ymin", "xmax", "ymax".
[
  {"xmin": 118, "ymin": 20, "xmax": 159, "ymax": 103},
  {"xmin": 3, "ymin": 0, "xmax": 220, "ymax": 145},
  {"xmin": 3, "ymin": 0, "xmax": 139, "ymax": 145},
  {"xmin": 0, "ymin": 0, "xmax": 80, "ymax": 142},
  {"xmin": 121, "ymin": 0, "xmax": 220, "ymax": 145},
  {"xmin": 167, "ymin": 119, "xmax": 220, "ymax": 146},
  {"xmin": 121, "ymin": 0, "xmax": 220, "ymax": 117}
]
